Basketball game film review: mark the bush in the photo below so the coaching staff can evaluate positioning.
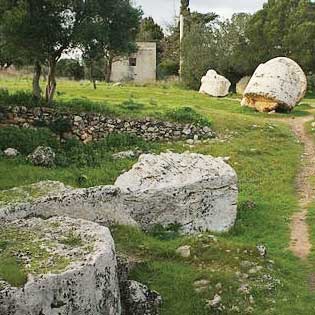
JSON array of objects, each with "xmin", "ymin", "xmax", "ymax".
[
  {"xmin": 165, "ymin": 107, "xmax": 211, "ymax": 127},
  {"xmin": 56, "ymin": 59, "xmax": 85, "ymax": 80},
  {"xmin": 0, "ymin": 127, "xmax": 59, "ymax": 155},
  {"xmin": 157, "ymin": 59, "xmax": 179, "ymax": 79},
  {"xmin": 0, "ymin": 89, "xmax": 44, "ymax": 107}
]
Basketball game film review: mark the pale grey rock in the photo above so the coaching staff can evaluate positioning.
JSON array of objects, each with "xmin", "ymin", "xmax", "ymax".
[
  {"xmin": 0, "ymin": 216, "xmax": 121, "ymax": 315},
  {"xmin": 4, "ymin": 148, "xmax": 19, "ymax": 157},
  {"xmin": 241, "ymin": 57, "xmax": 307, "ymax": 112},
  {"xmin": 121, "ymin": 280, "xmax": 162, "ymax": 315},
  {"xmin": 0, "ymin": 184, "xmax": 137, "ymax": 227},
  {"xmin": 236, "ymin": 76, "xmax": 251, "ymax": 95},
  {"xmin": 176, "ymin": 245, "xmax": 191, "ymax": 258},
  {"xmin": 28, "ymin": 146, "xmax": 55, "ymax": 167},
  {"xmin": 115, "ymin": 152, "xmax": 238, "ymax": 233},
  {"xmin": 199, "ymin": 70, "xmax": 231, "ymax": 97},
  {"xmin": 113, "ymin": 150, "xmax": 136, "ymax": 160}
]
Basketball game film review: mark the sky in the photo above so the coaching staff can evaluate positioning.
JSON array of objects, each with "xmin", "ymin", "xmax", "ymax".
[{"xmin": 134, "ymin": 0, "xmax": 266, "ymax": 27}]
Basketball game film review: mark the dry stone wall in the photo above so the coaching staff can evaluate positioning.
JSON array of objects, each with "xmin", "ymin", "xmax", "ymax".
[{"xmin": 0, "ymin": 106, "xmax": 215, "ymax": 142}]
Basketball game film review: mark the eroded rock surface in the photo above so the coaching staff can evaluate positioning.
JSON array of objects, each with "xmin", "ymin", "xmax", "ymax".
[
  {"xmin": 199, "ymin": 70, "xmax": 231, "ymax": 97},
  {"xmin": 28, "ymin": 146, "xmax": 55, "ymax": 167},
  {"xmin": 115, "ymin": 153, "xmax": 238, "ymax": 233},
  {"xmin": 121, "ymin": 280, "xmax": 162, "ymax": 315},
  {"xmin": 0, "ymin": 182, "xmax": 136, "ymax": 226},
  {"xmin": 0, "ymin": 216, "xmax": 121, "ymax": 315},
  {"xmin": 241, "ymin": 57, "xmax": 307, "ymax": 112}
]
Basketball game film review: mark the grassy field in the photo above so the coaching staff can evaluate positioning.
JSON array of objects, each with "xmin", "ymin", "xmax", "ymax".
[{"xmin": 1, "ymin": 76, "xmax": 315, "ymax": 314}]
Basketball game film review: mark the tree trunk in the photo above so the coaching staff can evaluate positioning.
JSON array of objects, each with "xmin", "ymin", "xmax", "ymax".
[
  {"xmin": 32, "ymin": 61, "xmax": 42, "ymax": 100},
  {"xmin": 89, "ymin": 60, "xmax": 97, "ymax": 89},
  {"xmin": 105, "ymin": 55, "xmax": 113, "ymax": 83},
  {"xmin": 45, "ymin": 58, "xmax": 57, "ymax": 105}
]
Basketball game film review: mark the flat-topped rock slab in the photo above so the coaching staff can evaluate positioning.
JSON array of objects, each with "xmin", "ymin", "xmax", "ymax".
[{"xmin": 0, "ymin": 216, "xmax": 121, "ymax": 315}]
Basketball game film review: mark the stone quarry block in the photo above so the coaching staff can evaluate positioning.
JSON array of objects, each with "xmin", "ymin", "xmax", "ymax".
[
  {"xmin": 0, "ymin": 216, "xmax": 121, "ymax": 315},
  {"xmin": 0, "ymin": 182, "xmax": 137, "ymax": 227},
  {"xmin": 199, "ymin": 70, "xmax": 231, "ymax": 97},
  {"xmin": 241, "ymin": 57, "xmax": 307, "ymax": 112},
  {"xmin": 115, "ymin": 153, "xmax": 238, "ymax": 233}
]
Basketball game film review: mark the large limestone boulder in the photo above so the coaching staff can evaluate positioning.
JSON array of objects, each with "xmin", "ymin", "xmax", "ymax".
[
  {"xmin": 0, "ymin": 216, "xmax": 121, "ymax": 315},
  {"xmin": 0, "ymin": 183, "xmax": 137, "ymax": 226},
  {"xmin": 115, "ymin": 153, "xmax": 238, "ymax": 233},
  {"xmin": 199, "ymin": 70, "xmax": 231, "ymax": 97},
  {"xmin": 236, "ymin": 76, "xmax": 251, "ymax": 95},
  {"xmin": 241, "ymin": 57, "xmax": 307, "ymax": 112}
]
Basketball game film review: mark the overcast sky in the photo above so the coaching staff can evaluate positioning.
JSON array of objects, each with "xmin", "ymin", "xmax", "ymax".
[{"xmin": 134, "ymin": 0, "xmax": 266, "ymax": 27}]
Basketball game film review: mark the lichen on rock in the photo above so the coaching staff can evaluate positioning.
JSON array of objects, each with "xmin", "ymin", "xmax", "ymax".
[{"xmin": 0, "ymin": 216, "xmax": 121, "ymax": 315}]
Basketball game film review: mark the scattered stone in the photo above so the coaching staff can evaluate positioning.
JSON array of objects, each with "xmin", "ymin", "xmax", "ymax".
[
  {"xmin": 115, "ymin": 152, "xmax": 238, "ymax": 234},
  {"xmin": 113, "ymin": 82, "xmax": 122, "ymax": 87},
  {"xmin": 208, "ymin": 294, "xmax": 222, "ymax": 308},
  {"xmin": 121, "ymin": 280, "xmax": 162, "ymax": 315},
  {"xmin": 256, "ymin": 244, "xmax": 267, "ymax": 258},
  {"xmin": 0, "ymin": 216, "xmax": 121, "ymax": 315},
  {"xmin": 199, "ymin": 70, "xmax": 231, "ymax": 97},
  {"xmin": 113, "ymin": 150, "xmax": 136, "ymax": 160},
  {"xmin": 176, "ymin": 245, "xmax": 191, "ymax": 258},
  {"xmin": 28, "ymin": 146, "xmax": 55, "ymax": 167},
  {"xmin": 241, "ymin": 57, "xmax": 307, "ymax": 112},
  {"xmin": 4, "ymin": 148, "xmax": 19, "ymax": 158},
  {"xmin": 186, "ymin": 139, "xmax": 194, "ymax": 145}
]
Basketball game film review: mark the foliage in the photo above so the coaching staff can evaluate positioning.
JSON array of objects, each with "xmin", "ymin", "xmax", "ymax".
[
  {"xmin": 56, "ymin": 59, "xmax": 85, "ymax": 81},
  {"xmin": 246, "ymin": 0, "xmax": 315, "ymax": 73},
  {"xmin": 137, "ymin": 17, "xmax": 164, "ymax": 42},
  {"xmin": 0, "ymin": 127, "xmax": 59, "ymax": 155},
  {"xmin": 165, "ymin": 106, "xmax": 211, "ymax": 127},
  {"xmin": 158, "ymin": 59, "xmax": 179, "ymax": 79},
  {"xmin": 0, "ymin": 88, "xmax": 44, "ymax": 107}
]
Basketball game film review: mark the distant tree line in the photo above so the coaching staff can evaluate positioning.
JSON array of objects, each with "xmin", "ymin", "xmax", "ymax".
[
  {"xmin": 0, "ymin": 0, "xmax": 142, "ymax": 103},
  {"xmin": 1, "ymin": 0, "xmax": 315, "ymax": 99}
]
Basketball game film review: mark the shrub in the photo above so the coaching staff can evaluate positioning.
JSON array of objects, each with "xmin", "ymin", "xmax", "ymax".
[
  {"xmin": 157, "ymin": 59, "xmax": 179, "ymax": 79},
  {"xmin": 0, "ymin": 89, "xmax": 44, "ymax": 107},
  {"xmin": 165, "ymin": 106, "xmax": 211, "ymax": 127},
  {"xmin": 0, "ymin": 127, "xmax": 59, "ymax": 155}
]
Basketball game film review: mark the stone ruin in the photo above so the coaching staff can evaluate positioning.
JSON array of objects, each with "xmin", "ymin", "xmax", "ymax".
[
  {"xmin": 0, "ymin": 152, "xmax": 238, "ymax": 314},
  {"xmin": 199, "ymin": 70, "xmax": 231, "ymax": 97},
  {"xmin": 0, "ymin": 153, "xmax": 238, "ymax": 234},
  {"xmin": 241, "ymin": 57, "xmax": 307, "ymax": 112}
]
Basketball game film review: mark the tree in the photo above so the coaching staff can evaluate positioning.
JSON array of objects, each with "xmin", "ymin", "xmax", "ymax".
[
  {"xmin": 56, "ymin": 59, "xmax": 85, "ymax": 80},
  {"xmin": 246, "ymin": 0, "xmax": 315, "ymax": 73},
  {"xmin": 137, "ymin": 17, "xmax": 164, "ymax": 42},
  {"xmin": 181, "ymin": 12, "xmax": 218, "ymax": 89},
  {"xmin": 80, "ymin": 0, "xmax": 142, "ymax": 84}
]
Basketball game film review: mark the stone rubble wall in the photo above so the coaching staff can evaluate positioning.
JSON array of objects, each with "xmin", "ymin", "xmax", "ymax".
[{"xmin": 0, "ymin": 106, "xmax": 215, "ymax": 142}]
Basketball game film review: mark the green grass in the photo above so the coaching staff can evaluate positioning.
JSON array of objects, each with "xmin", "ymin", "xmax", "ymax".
[{"xmin": 1, "ymin": 76, "xmax": 315, "ymax": 313}]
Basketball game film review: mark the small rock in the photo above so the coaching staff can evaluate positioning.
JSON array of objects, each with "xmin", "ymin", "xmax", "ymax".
[
  {"xmin": 28, "ymin": 146, "xmax": 55, "ymax": 167},
  {"xmin": 208, "ymin": 294, "xmax": 222, "ymax": 308},
  {"xmin": 4, "ymin": 148, "xmax": 19, "ymax": 158},
  {"xmin": 112, "ymin": 150, "xmax": 136, "ymax": 160},
  {"xmin": 256, "ymin": 244, "xmax": 267, "ymax": 258},
  {"xmin": 176, "ymin": 245, "xmax": 191, "ymax": 258},
  {"xmin": 186, "ymin": 139, "xmax": 194, "ymax": 145}
]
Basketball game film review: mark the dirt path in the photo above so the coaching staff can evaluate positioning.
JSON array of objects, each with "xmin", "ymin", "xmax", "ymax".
[{"xmin": 285, "ymin": 115, "xmax": 315, "ymax": 259}]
